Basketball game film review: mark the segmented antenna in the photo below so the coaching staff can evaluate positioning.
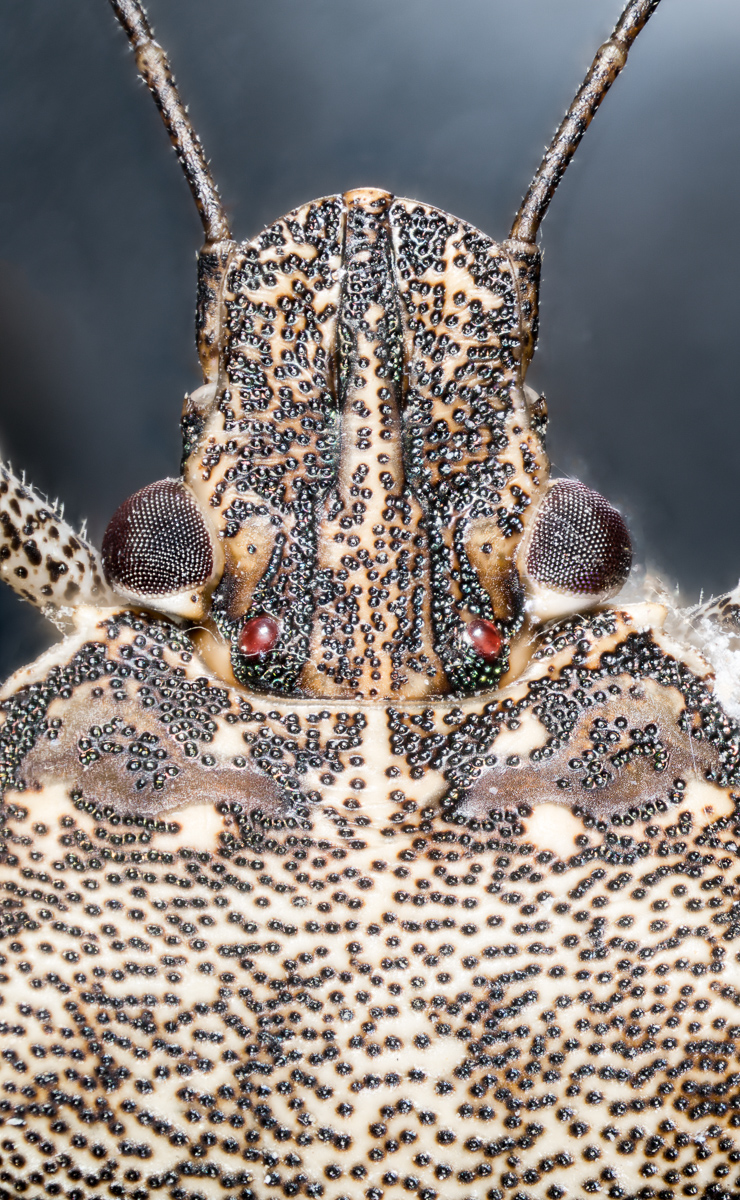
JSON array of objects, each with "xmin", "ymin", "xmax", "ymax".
[
  {"xmin": 510, "ymin": 0, "xmax": 662, "ymax": 244},
  {"xmin": 108, "ymin": 0, "xmax": 231, "ymax": 244}
]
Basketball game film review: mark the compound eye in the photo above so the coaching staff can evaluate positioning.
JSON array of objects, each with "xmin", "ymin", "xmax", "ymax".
[
  {"xmin": 102, "ymin": 479, "xmax": 222, "ymax": 618},
  {"xmin": 522, "ymin": 478, "xmax": 632, "ymax": 621}
]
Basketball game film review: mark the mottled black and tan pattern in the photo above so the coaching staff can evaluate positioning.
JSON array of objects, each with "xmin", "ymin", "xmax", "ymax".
[
  {"xmin": 1, "ymin": 604, "xmax": 740, "ymax": 1199},
  {"xmin": 390, "ymin": 199, "xmax": 547, "ymax": 694},
  {"xmin": 0, "ymin": 193, "xmax": 738, "ymax": 1198},
  {"xmin": 2, "ymin": 1, "xmax": 738, "ymax": 1196},
  {"xmin": 184, "ymin": 191, "xmax": 546, "ymax": 700},
  {"xmin": 0, "ymin": 465, "xmax": 111, "ymax": 625},
  {"xmin": 693, "ymin": 591, "xmax": 740, "ymax": 635}
]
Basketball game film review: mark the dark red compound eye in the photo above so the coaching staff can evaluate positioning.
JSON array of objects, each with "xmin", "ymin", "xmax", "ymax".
[
  {"xmin": 102, "ymin": 479, "xmax": 214, "ymax": 598},
  {"xmin": 238, "ymin": 615, "xmax": 280, "ymax": 659},
  {"xmin": 525, "ymin": 478, "xmax": 632, "ymax": 597},
  {"xmin": 465, "ymin": 618, "xmax": 503, "ymax": 662}
]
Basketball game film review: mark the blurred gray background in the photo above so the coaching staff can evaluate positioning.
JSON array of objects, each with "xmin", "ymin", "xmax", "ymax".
[{"xmin": 0, "ymin": 0, "xmax": 738, "ymax": 679}]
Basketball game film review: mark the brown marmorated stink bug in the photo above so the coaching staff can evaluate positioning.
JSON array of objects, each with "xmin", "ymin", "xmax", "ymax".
[{"xmin": 0, "ymin": 1, "xmax": 740, "ymax": 1197}]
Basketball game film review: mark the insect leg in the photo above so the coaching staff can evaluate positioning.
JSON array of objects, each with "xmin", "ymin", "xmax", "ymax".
[
  {"xmin": 689, "ymin": 587, "xmax": 740, "ymax": 633},
  {"xmin": 108, "ymin": 0, "xmax": 231, "ymax": 244},
  {"xmin": 510, "ymin": 0, "xmax": 662, "ymax": 244},
  {"xmin": 0, "ymin": 463, "xmax": 113, "ymax": 627}
]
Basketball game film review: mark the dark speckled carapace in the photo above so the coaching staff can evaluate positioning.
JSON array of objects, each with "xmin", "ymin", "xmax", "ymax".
[{"xmin": 2, "ymin": 2, "xmax": 740, "ymax": 1199}]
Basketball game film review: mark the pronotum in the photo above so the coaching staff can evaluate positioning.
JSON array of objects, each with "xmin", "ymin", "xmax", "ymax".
[{"xmin": 0, "ymin": 2, "xmax": 740, "ymax": 1199}]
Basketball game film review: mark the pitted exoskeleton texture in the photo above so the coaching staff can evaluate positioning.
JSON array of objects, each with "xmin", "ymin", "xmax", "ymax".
[
  {"xmin": 6, "ymin": 2, "xmax": 739, "ymax": 1194},
  {"xmin": 304, "ymin": 192, "xmax": 443, "ymax": 700},
  {"xmin": 183, "ymin": 191, "xmax": 547, "ymax": 701},
  {"xmin": 0, "ymin": 181, "xmax": 736, "ymax": 1197},
  {"xmin": 185, "ymin": 196, "xmax": 344, "ymax": 697},
  {"xmin": 1, "ymin": 605, "xmax": 740, "ymax": 1198},
  {"xmin": 390, "ymin": 200, "xmax": 548, "ymax": 693}
]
